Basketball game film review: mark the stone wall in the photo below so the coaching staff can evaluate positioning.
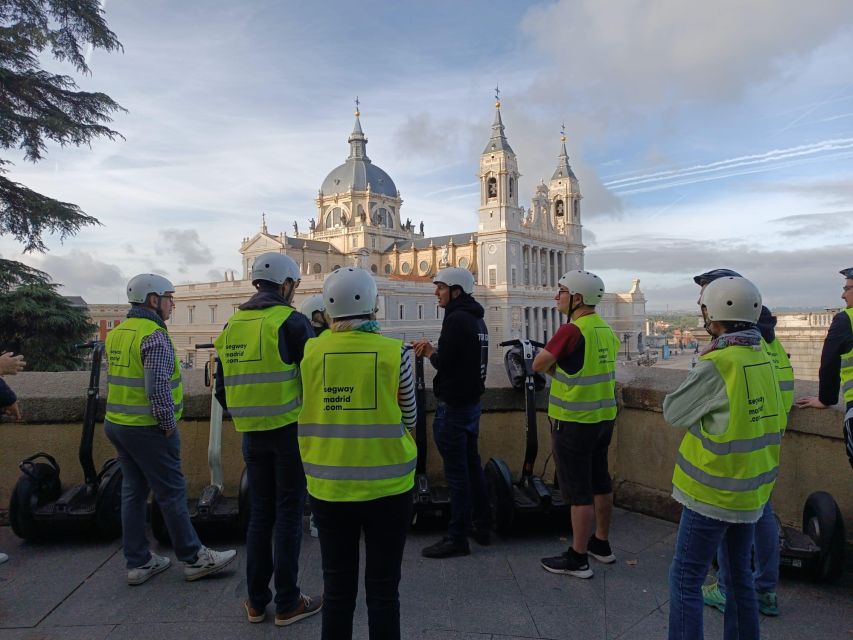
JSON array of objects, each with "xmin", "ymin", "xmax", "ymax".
[{"xmin": 1, "ymin": 368, "xmax": 850, "ymax": 554}]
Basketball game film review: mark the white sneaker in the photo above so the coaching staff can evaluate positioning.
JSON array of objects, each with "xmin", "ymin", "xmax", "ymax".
[
  {"xmin": 183, "ymin": 546, "xmax": 237, "ymax": 581},
  {"xmin": 127, "ymin": 552, "xmax": 171, "ymax": 585},
  {"xmin": 0, "ymin": 552, "xmax": 9, "ymax": 565}
]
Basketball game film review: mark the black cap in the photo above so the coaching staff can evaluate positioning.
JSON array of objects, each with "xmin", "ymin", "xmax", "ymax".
[
  {"xmin": 692, "ymin": 268, "xmax": 742, "ymax": 287},
  {"xmin": 840, "ymin": 267, "xmax": 853, "ymax": 279}
]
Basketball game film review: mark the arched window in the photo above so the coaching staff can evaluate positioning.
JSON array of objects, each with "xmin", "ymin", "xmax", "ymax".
[
  {"xmin": 325, "ymin": 207, "xmax": 344, "ymax": 228},
  {"xmin": 370, "ymin": 264, "xmax": 378, "ymax": 274},
  {"xmin": 509, "ymin": 177, "xmax": 514, "ymax": 198},
  {"xmin": 573, "ymin": 199, "xmax": 579, "ymax": 221},
  {"xmin": 384, "ymin": 263, "xmax": 392, "ymax": 274},
  {"xmin": 419, "ymin": 260, "xmax": 429, "ymax": 273},
  {"xmin": 312, "ymin": 263, "xmax": 322, "ymax": 274},
  {"xmin": 555, "ymin": 200, "xmax": 565, "ymax": 217},
  {"xmin": 401, "ymin": 262, "xmax": 411, "ymax": 274},
  {"xmin": 458, "ymin": 256, "xmax": 469, "ymax": 269},
  {"xmin": 332, "ymin": 264, "xmax": 341, "ymax": 271},
  {"xmin": 487, "ymin": 177, "xmax": 497, "ymax": 199}
]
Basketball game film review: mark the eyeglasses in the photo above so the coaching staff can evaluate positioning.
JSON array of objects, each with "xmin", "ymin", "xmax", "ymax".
[
  {"xmin": 558, "ymin": 289, "xmax": 571, "ymax": 295},
  {"xmin": 843, "ymin": 285, "xmax": 853, "ymax": 292}
]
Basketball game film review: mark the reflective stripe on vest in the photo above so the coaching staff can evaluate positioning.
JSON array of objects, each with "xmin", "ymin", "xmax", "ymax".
[
  {"xmin": 105, "ymin": 317, "xmax": 183, "ymax": 427},
  {"xmin": 298, "ymin": 331, "xmax": 417, "ymax": 502},
  {"xmin": 841, "ymin": 309, "xmax": 853, "ymax": 403},
  {"xmin": 547, "ymin": 313, "xmax": 620, "ymax": 424},
  {"xmin": 214, "ymin": 305, "xmax": 302, "ymax": 432},
  {"xmin": 672, "ymin": 345, "xmax": 785, "ymax": 513},
  {"xmin": 762, "ymin": 337, "xmax": 794, "ymax": 414}
]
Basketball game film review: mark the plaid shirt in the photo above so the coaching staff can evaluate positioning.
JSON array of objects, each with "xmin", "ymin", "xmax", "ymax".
[{"xmin": 141, "ymin": 330, "xmax": 178, "ymax": 431}]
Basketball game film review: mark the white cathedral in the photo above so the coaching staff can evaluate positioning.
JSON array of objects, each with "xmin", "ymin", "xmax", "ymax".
[{"xmin": 168, "ymin": 99, "xmax": 646, "ymax": 368}]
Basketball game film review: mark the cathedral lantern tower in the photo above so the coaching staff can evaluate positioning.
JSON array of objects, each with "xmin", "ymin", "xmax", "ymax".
[
  {"xmin": 548, "ymin": 127, "xmax": 584, "ymax": 269},
  {"xmin": 478, "ymin": 91, "xmax": 524, "ymax": 233}
]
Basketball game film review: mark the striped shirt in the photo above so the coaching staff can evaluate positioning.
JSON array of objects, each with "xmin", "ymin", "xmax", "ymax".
[
  {"xmin": 141, "ymin": 330, "xmax": 178, "ymax": 432},
  {"xmin": 399, "ymin": 346, "xmax": 416, "ymax": 430}
]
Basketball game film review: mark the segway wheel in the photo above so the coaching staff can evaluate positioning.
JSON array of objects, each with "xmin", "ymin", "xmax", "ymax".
[
  {"xmin": 803, "ymin": 491, "xmax": 846, "ymax": 582},
  {"xmin": 149, "ymin": 498, "xmax": 172, "ymax": 545},
  {"xmin": 238, "ymin": 466, "xmax": 251, "ymax": 536},
  {"xmin": 485, "ymin": 459, "xmax": 514, "ymax": 534},
  {"xmin": 9, "ymin": 463, "xmax": 62, "ymax": 540},
  {"xmin": 94, "ymin": 462, "xmax": 123, "ymax": 539}
]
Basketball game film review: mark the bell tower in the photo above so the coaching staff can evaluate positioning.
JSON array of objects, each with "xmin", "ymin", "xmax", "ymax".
[
  {"xmin": 548, "ymin": 126, "xmax": 584, "ymax": 269},
  {"xmin": 478, "ymin": 90, "xmax": 524, "ymax": 233}
]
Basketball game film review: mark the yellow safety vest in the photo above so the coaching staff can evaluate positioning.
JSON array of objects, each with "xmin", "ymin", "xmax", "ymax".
[
  {"xmin": 841, "ymin": 308, "xmax": 853, "ymax": 404},
  {"xmin": 548, "ymin": 313, "xmax": 620, "ymax": 423},
  {"xmin": 105, "ymin": 317, "xmax": 183, "ymax": 426},
  {"xmin": 213, "ymin": 305, "xmax": 301, "ymax": 432},
  {"xmin": 298, "ymin": 331, "xmax": 417, "ymax": 502},
  {"xmin": 762, "ymin": 337, "xmax": 794, "ymax": 414},
  {"xmin": 673, "ymin": 344, "xmax": 785, "ymax": 513}
]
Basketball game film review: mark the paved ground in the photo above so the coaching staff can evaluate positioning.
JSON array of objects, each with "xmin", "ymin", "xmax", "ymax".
[{"xmin": 1, "ymin": 508, "xmax": 850, "ymax": 639}]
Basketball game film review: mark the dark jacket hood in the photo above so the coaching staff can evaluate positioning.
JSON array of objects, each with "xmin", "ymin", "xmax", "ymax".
[
  {"xmin": 239, "ymin": 288, "xmax": 292, "ymax": 311},
  {"xmin": 757, "ymin": 305, "xmax": 776, "ymax": 343},
  {"xmin": 445, "ymin": 293, "xmax": 484, "ymax": 319}
]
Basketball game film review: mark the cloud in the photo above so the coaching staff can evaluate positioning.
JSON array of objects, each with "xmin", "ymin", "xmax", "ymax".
[
  {"xmin": 158, "ymin": 229, "xmax": 213, "ymax": 266},
  {"xmin": 583, "ymin": 228, "xmax": 597, "ymax": 245},
  {"xmin": 27, "ymin": 250, "xmax": 125, "ymax": 301},
  {"xmin": 520, "ymin": 0, "xmax": 853, "ymax": 108},
  {"xmin": 772, "ymin": 210, "xmax": 853, "ymax": 237},
  {"xmin": 585, "ymin": 238, "xmax": 851, "ymax": 309}
]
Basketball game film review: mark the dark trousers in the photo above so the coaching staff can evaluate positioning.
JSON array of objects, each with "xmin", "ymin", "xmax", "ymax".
[
  {"xmin": 310, "ymin": 490, "xmax": 413, "ymax": 640},
  {"xmin": 433, "ymin": 400, "xmax": 491, "ymax": 540},
  {"xmin": 242, "ymin": 426, "xmax": 307, "ymax": 613}
]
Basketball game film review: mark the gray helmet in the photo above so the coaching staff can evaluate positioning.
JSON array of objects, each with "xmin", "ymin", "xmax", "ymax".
[
  {"xmin": 324, "ymin": 267, "xmax": 377, "ymax": 319},
  {"xmin": 300, "ymin": 294, "xmax": 326, "ymax": 317},
  {"xmin": 699, "ymin": 276, "xmax": 762, "ymax": 323},
  {"xmin": 433, "ymin": 267, "xmax": 474, "ymax": 294},
  {"xmin": 127, "ymin": 273, "xmax": 174, "ymax": 304},
  {"xmin": 251, "ymin": 252, "xmax": 300, "ymax": 285},
  {"xmin": 558, "ymin": 270, "xmax": 605, "ymax": 305}
]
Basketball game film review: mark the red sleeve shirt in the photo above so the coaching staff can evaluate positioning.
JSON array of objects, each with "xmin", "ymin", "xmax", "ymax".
[{"xmin": 544, "ymin": 323, "xmax": 585, "ymax": 375}]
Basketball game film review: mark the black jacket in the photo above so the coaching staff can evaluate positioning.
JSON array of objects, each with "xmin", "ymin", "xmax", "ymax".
[
  {"xmin": 214, "ymin": 289, "xmax": 314, "ymax": 411},
  {"xmin": 429, "ymin": 293, "xmax": 489, "ymax": 405},
  {"xmin": 0, "ymin": 377, "xmax": 16, "ymax": 409},
  {"xmin": 818, "ymin": 309, "xmax": 853, "ymax": 407}
]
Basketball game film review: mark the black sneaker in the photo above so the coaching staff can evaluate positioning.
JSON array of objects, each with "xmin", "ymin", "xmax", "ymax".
[
  {"xmin": 421, "ymin": 536, "xmax": 471, "ymax": 559},
  {"xmin": 587, "ymin": 535, "xmax": 616, "ymax": 564},
  {"xmin": 540, "ymin": 548, "xmax": 593, "ymax": 578}
]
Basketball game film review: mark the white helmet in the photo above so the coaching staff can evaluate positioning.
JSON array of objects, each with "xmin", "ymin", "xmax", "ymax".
[
  {"xmin": 300, "ymin": 293, "xmax": 326, "ymax": 317},
  {"xmin": 558, "ymin": 270, "xmax": 605, "ymax": 305},
  {"xmin": 127, "ymin": 273, "xmax": 174, "ymax": 304},
  {"xmin": 324, "ymin": 267, "xmax": 377, "ymax": 319},
  {"xmin": 433, "ymin": 267, "xmax": 474, "ymax": 294},
  {"xmin": 251, "ymin": 252, "xmax": 300, "ymax": 285},
  {"xmin": 699, "ymin": 276, "xmax": 762, "ymax": 323}
]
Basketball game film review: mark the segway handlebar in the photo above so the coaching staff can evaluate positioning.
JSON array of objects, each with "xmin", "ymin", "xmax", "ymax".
[{"xmin": 499, "ymin": 339, "xmax": 545, "ymax": 349}]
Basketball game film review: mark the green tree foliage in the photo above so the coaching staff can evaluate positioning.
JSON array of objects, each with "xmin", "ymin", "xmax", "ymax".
[
  {"xmin": 0, "ymin": 1, "xmax": 123, "ymax": 369},
  {"xmin": 1, "ymin": 0, "xmax": 124, "ymax": 255},
  {"xmin": 0, "ymin": 282, "xmax": 95, "ymax": 370}
]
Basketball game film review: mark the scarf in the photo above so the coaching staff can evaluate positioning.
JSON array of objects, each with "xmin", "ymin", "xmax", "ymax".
[
  {"xmin": 127, "ymin": 305, "xmax": 168, "ymax": 331},
  {"xmin": 701, "ymin": 327, "xmax": 761, "ymax": 355}
]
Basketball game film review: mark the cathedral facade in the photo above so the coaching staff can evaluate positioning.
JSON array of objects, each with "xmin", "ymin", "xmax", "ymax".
[{"xmin": 168, "ymin": 101, "xmax": 646, "ymax": 368}]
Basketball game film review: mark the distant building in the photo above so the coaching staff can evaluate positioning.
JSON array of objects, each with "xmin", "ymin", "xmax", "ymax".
[
  {"xmin": 87, "ymin": 303, "xmax": 130, "ymax": 341},
  {"xmin": 774, "ymin": 309, "xmax": 842, "ymax": 382},
  {"xmin": 169, "ymin": 99, "xmax": 647, "ymax": 368}
]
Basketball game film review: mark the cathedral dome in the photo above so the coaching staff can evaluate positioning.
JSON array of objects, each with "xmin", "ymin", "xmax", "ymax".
[
  {"xmin": 320, "ymin": 113, "xmax": 398, "ymax": 198},
  {"xmin": 321, "ymin": 159, "xmax": 397, "ymax": 197}
]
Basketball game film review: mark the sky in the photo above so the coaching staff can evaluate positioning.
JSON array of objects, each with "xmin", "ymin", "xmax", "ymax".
[{"xmin": 3, "ymin": 0, "xmax": 853, "ymax": 311}]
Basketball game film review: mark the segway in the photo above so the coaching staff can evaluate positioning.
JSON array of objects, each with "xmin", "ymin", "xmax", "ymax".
[
  {"xmin": 9, "ymin": 341, "xmax": 123, "ymax": 539},
  {"xmin": 150, "ymin": 343, "xmax": 249, "ymax": 543},
  {"xmin": 411, "ymin": 353, "xmax": 450, "ymax": 522},
  {"xmin": 484, "ymin": 339, "xmax": 569, "ymax": 533},
  {"xmin": 778, "ymin": 491, "xmax": 846, "ymax": 582}
]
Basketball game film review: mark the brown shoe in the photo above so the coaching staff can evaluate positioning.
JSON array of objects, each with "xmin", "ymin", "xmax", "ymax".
[
  {"xmin": 244, "ymin": 600, "xmax": 265, "ymax": 623},
  {"xmin": 275, "ymin": 593, "xmax": 323, "ymax": 627}
]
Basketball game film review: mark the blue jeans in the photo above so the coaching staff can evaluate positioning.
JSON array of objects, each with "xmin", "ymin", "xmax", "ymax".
[
  {"xmin": 716, "ymin": 500, "xmax": 779, "ymax": 595},
  {"xmin": 242, "ymin": 426, "xmax": 307, "ymax": 613},
  {"xmin": 432, "ymin": 401, "xmax": 490, "ymax": 540},
  {"xmin": 104, "ymin": 421, "xmax": 202, "ymax": 569},
  {"xmin": 669, "ymin": 507, "xmax": 760, "ymax": 640}
]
